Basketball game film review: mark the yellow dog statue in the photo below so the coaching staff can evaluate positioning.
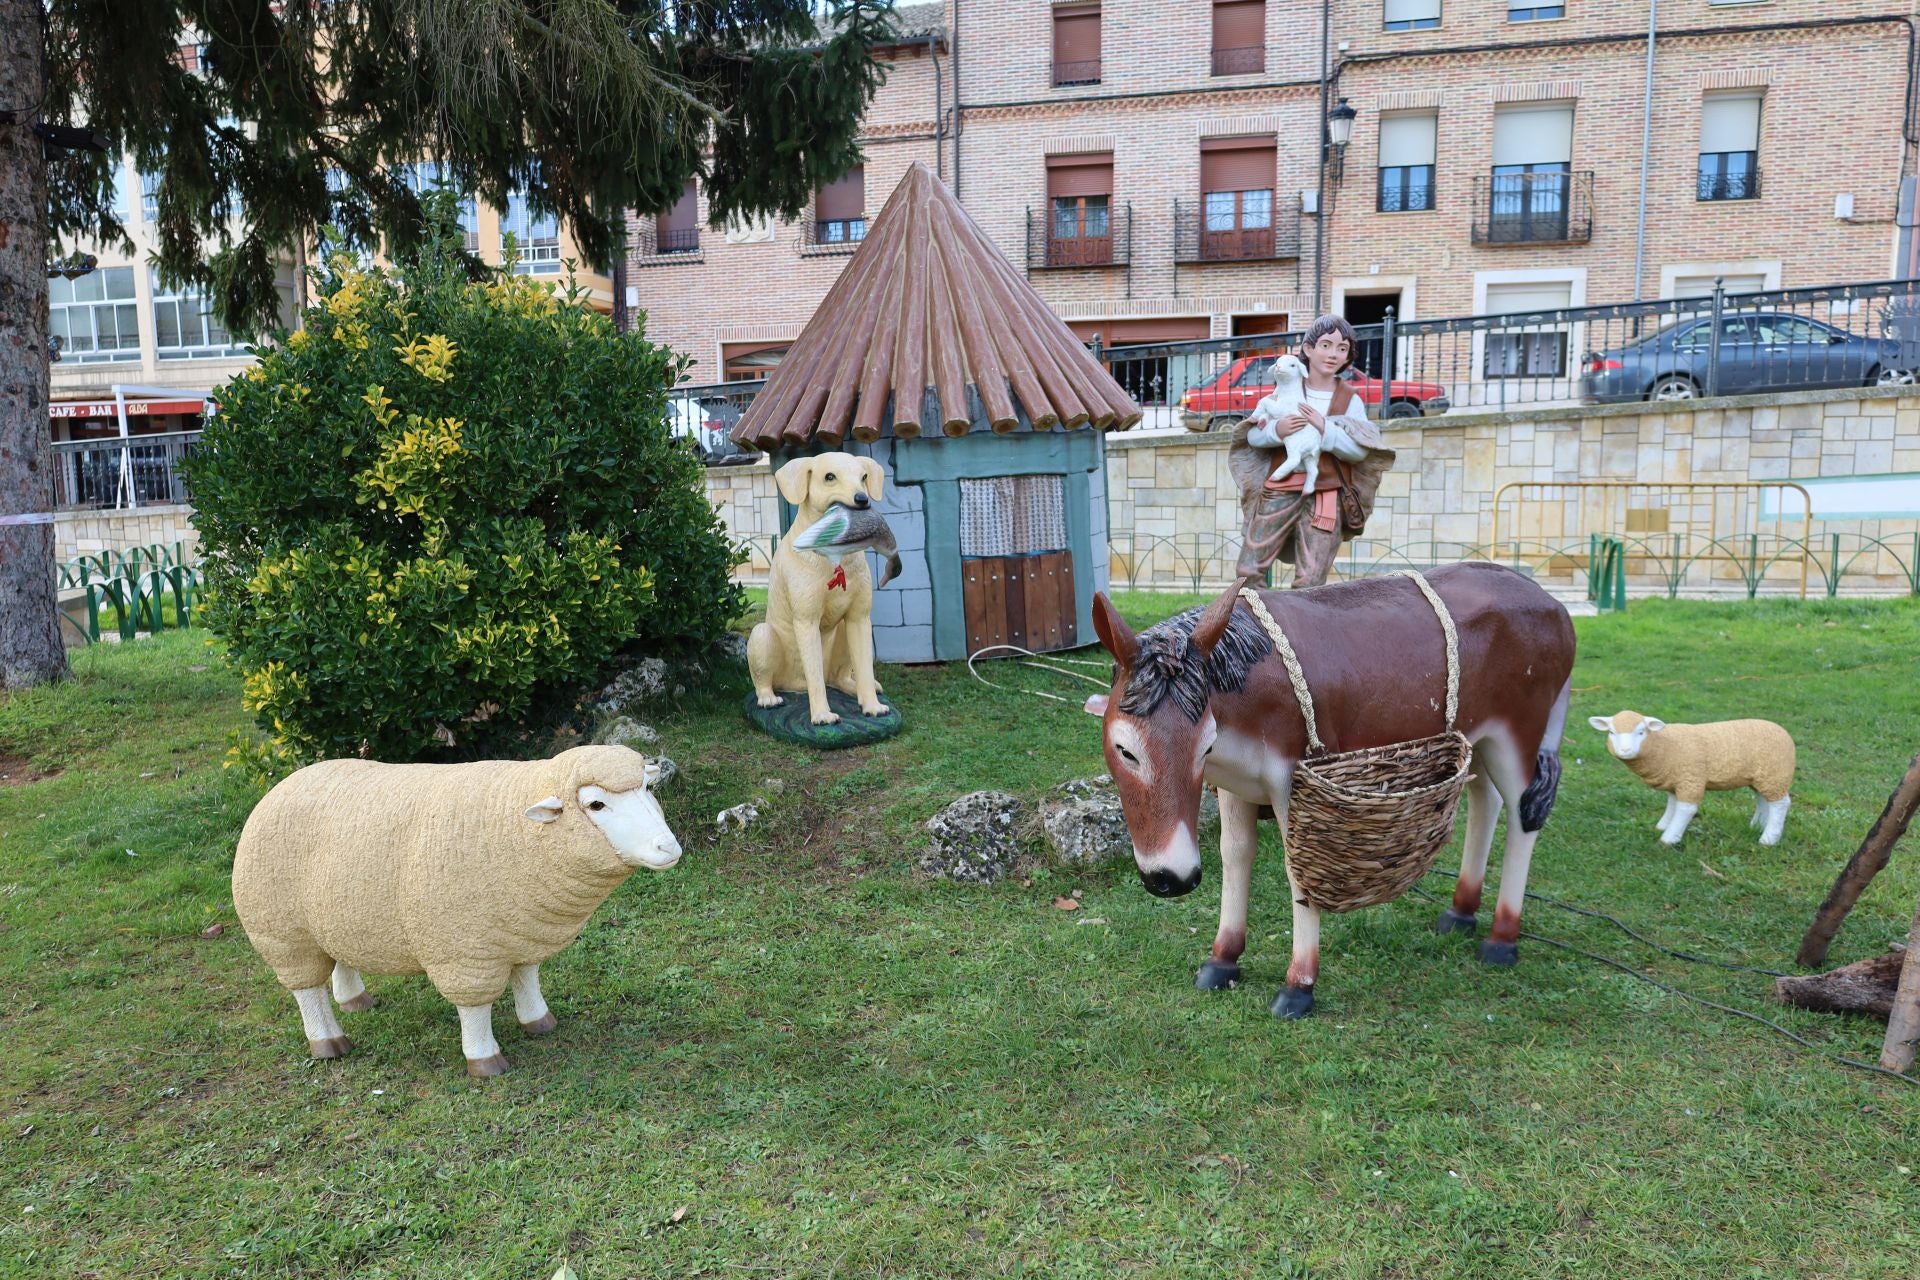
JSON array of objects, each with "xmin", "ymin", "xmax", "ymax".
[{"xmin": 749, "ymin": 453, "xmax": 891, "ymax": 724}]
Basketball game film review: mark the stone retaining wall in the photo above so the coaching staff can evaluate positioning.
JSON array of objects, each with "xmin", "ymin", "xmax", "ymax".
[
  {"xmin": 709, "ymin": 387, "xmax": 1920, "ymax": 596},
  {"xmin": 56, "ymin": 504, "xmax": 199, "ymax": 565}
]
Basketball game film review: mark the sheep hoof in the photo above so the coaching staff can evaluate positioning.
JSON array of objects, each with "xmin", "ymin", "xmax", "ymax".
[
  {"xmin": 1434, "ymin": 908, "xmax": 1478, "ymax": 936},
  {"xmin": 337, "ymin": 993, "xmax": 376, "ymax": 1013},
  {"xmin": 1270, "ymin": 985, "xmax": 1315, "ymax": 1019},
  {"xmin": 1479, "ymin": 939, "xmax": 1519, "ymax": 967},
  {"xmin": 1194, "ymin": 960, "xmax": 1241, "ymax": 991},
  {"xmin": 466, "ymin": 1054, "xmax": 510, "ymax": 1078},
  {"xmin": 307, "ymin": 1035, "xmax": 352, "ymax": 1059},
  {"xmin": 520, "ymin": 1011, "xmax": 558, "ymax": 1036}
]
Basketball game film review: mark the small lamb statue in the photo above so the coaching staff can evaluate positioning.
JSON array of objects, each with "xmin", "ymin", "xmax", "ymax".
[
  {"xmin": 1588, "ymin": 710, "xmax": 1795, "ymax": 846},
  {"xmin": 1244, "ymin": 354, "xmax": 1326, "ymax": 494},
  {"xmin": 232, "ymin": 745, "xmax": 682, "ymax": 1076}
]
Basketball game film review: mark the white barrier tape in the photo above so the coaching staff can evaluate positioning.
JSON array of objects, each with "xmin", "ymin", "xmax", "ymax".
[{"xmin": 0, "ymin": 512, "xmax": 56, "ymax": 526}]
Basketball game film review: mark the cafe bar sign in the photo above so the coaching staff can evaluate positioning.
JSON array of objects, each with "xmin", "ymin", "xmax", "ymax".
[{"xmin": 49, "ymin": 399, "xmax": 207, "ymax": 419}]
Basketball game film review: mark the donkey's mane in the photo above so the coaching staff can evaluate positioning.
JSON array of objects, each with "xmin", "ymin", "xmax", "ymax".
[{"xmin": 1117, "ymin": 600, "xmax": 1274, "ymax": 723}]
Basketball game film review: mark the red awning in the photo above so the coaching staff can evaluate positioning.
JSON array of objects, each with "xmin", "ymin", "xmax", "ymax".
[{"xmin": 50, "ymin": 398, "xmax": 207, "ymax": 418}]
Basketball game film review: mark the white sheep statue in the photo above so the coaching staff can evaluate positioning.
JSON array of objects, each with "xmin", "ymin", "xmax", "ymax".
[
  {"xmin": 1587, "ymin": 710, "xmax": 1795, "ymax": 847},
  {"xmin": 232, "ymin": 745, "xmax": 682, "ymax": 1076}
]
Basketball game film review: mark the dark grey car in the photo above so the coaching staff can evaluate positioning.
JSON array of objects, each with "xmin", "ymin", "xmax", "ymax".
[{"xmin": 1579, "ymin": 311, "xmax": 1915, "ymax": 403}]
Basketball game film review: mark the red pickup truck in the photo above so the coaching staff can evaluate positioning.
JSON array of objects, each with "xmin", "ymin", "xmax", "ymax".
[{"xmin": 1179, "ymin": 354, "xmax": 1450, "ymax": 431}]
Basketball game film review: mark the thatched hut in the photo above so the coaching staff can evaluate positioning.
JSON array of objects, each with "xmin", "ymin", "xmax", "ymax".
[{"xmin": 731, "ymin": 161, "xmax": 1142, "ymax": 662}]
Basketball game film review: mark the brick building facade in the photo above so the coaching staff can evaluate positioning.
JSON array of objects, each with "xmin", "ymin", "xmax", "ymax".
[{"xmin": 632, "ymin": 1, "xmax": 1920, "ymax": 384}]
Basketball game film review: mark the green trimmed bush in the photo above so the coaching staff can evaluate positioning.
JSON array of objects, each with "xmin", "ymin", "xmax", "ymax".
[{"xmin": 187, "ymin": 236, "xmax": 741, "ymax": 764}]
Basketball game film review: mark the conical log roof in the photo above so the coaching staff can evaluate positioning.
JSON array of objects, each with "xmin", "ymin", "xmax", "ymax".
[{"xmin": 732, "ymin": 161, "xmax": 1143, "ymax": 451}]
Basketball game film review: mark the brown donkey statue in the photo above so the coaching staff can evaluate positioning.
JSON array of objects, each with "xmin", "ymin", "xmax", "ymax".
[{"xmin": 1084, "ymin": 562, "xmax": 1576, "ymax": 1018}]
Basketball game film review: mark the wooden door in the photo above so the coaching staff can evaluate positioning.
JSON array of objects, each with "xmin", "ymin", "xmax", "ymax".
[{"xmin": 962, "ymin": 551, "xmax": 1077, "ymax": 655}]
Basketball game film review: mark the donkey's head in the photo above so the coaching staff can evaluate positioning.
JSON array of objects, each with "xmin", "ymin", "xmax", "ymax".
[{"xmin": 1084, "ymin": 589, "xmax": 1268, "ymax": 899}]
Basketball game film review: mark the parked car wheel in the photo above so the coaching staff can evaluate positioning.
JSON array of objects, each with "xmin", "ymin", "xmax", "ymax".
[
  {"xmin": 1383, "ymin": 399, "xmax": 1423, "ymax": 420},
  {"xmin": 1647, "ymin": 375, "xmax": 1700, "ymax": 402},
  {"xmin": 1871, "ymin": 365, "xmax": 1918, "ymax": 387}
]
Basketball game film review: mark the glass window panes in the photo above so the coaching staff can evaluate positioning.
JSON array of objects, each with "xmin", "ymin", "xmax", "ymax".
[
  {"xmin": 503, "ymin": 193, "xmax": 562, "ymax": 273},
  {"xmin": 1383, "ymin": 0, "xmax": 1440, "ymax": 31},
  {"xmin": 1241, "ymin": 189, "xmax": 1272, "ymax": 229},
  {"xmin": 1508, "ymin": 4, "xmax": 1563, "ymax": 19},
  {"xmin": 49, "ymin": 266, "xmax": 139, "ymax": 362},
  {"xmin": 403, "ymin": 162, "xmax": 481, "ymax": 250},
  {"xmin": 150, "ymin": 269, "xmax": 246, "ymax": 359},
  {"xmin": 1378, "ymin": 165, "xmax": 1435, "ymax": 212},
  {"xmin": 140, "ymin": 169, "xmax": 162, "ymax": 224},
  {"xmin": 1204, "ymin": 191, "xmax": 1237, "ymax": 231}
]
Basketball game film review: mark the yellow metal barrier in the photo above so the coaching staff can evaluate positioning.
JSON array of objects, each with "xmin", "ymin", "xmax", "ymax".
[{"xmin": 1490, "ymin": 480, "xmax": 1814, "ymax": 598}]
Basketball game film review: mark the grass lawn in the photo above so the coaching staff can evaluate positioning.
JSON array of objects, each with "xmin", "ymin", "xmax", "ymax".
[{"xmin": 3, "ymin": 594, "xmax": 1919, "ymax": 1278}]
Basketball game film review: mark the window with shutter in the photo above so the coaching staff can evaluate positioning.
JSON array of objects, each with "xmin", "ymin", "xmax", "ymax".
[
  {"xmin": 1198, "ymin": 138, "xmax": 1276, "ymax": 260},
  {"xmin": 1211, "ymin": 0, "xmax": 1264, "ymax": 76},
  {"xmin": 1483, "ymin": 281, "xmax": 1574, "ymax": 379},
  {"xmin": 1046, "ymin": 154, "xmax": 1114, "ymax": 266},
  {"xmin": 1377, "ymin": 112, "xmax": 1437, "ymax": 212},
  {"xmin": 1698, "ymin": 93, "xmax": 1761, "ymax": 201},
  {"xmin": 656, "ymin": 180, "xmax": 699, "ymax": 254},
  {"xmin": 1383, "ymin": 0, "xmax": 1440, "ymax": 32},
  {"xmin": 815, "ymin": 166, "xmax": 867, "ymax": 245},
  {"xmin": 1052, "ymin": 3, "xmax": 1101, "ymax": 86},
  {"xmin": 1489, "ymin": 106, "xmax": 1575, "ymax": 240}
]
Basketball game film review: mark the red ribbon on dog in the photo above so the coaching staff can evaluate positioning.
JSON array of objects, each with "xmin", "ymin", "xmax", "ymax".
[{"xmin": 827, "ymin": 564, "xmax": 848, "ymax": 592}]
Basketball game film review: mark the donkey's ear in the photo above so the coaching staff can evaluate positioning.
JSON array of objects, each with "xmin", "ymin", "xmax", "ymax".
[
  {"xmin": 1189, "ymin": 587, "xmax": 1240, "ymax": 660},
  {"xmin": 1090, "ymin": 592, "xmax": 1139, "ymax": 668}
]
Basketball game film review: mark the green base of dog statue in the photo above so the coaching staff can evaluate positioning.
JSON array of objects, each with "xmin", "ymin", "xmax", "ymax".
[{"xmin": 743, "ymin": 687, "xmax": 902, "ymax": 749}]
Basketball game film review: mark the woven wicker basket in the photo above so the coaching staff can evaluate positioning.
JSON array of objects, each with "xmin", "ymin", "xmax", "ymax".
[{"xmin": 1238, "ymin": 573, "xmax": 1473, "ymax": 914}]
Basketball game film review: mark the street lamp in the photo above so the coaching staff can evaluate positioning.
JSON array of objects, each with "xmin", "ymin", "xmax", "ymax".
[{"xmin": 1326, "ymin": 97, "xmax": 1358, "ymax": 182}]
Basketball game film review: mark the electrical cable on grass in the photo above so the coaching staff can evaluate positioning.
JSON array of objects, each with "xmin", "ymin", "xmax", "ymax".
[
  {"xmin": 1426, "ymin": 866, "xmax": 1789, "ymax": 977},
  {"xmin": 967, "ymin": 644, "xmax": 1110, "ymax": 705},
  {"xmin": 1407, "ymin": 885, "xmax": 1920, "ymax": 1088}
]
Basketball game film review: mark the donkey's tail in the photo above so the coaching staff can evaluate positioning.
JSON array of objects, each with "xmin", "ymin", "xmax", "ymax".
[{"xmin": 1518, "ymin": 677, "xmax": 1572, "ymax": 834}]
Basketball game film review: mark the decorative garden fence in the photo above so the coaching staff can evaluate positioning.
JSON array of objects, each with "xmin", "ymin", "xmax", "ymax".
[{"xmin": 57, "ymin": 543, "xmax": 202, "ymax": 643}]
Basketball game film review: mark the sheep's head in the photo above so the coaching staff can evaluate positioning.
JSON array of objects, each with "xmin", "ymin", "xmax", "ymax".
[
  {"xmin": 1587, "ymin": 710, "xmax": 1666, "ymax": 761},
  {"xmin": 1274, "ymin": 354, "xmax": 1308, "ymax": 385},
  {"xmin": 523, "ymin": 746, "xmax": 682, "ymax": 871}
]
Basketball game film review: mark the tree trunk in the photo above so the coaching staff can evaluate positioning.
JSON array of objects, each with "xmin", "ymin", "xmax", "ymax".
[
  {"xmin": 1882, "ymin": 895, "xmax": 1920, "ymax": 1073},
  {"xmin": 0, "ymin": 0, "xmax": 68, "ymax": 690},
  {"xmin": 1773, "ymin": 948, "xmax": 1906, "ymax": 1019},
  {"xmin": 1797, "ymin": 752, "xmax": 1920, "ymax": 967}
]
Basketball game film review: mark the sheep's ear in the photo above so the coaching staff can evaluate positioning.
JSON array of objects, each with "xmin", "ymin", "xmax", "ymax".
[
  {"xmin": 1084, "ymin": 693, "xmax": 1110, "ymax": 717},
  {"xmin": 1645, "ymin": 718, "xmax": 1667, "ymax": 733},
  {"xmin": 524, "ymin": 795, "xmax": 565, "ymax": 824},
  {"xmin": 1586, "ymin": 716, "xmax": 1614, "ymax": 732},
  {"xmin": 858, "ymin": 457, "xmax": 884, "ymax": 502},
  {"xmin": 643, "ymin": 759, "xmax": 663, "ymax": 787},
  {"xmin": 774, "ymin": 457, "xmax": 813, "ymax": 506}
]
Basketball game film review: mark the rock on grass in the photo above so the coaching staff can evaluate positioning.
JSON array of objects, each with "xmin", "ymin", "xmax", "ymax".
[{"xmin": 923, "ymin": 791, "xmax": 1025, "ymax": 885}]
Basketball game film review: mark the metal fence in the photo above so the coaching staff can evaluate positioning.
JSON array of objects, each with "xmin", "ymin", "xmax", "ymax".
[
  {"xmin": 51, "ymin": 431, "xmax": 199, "ymax": 510},
  {"xmin": 1098, "ymin": 276, "xmax": 1920, "ymax": 421}
]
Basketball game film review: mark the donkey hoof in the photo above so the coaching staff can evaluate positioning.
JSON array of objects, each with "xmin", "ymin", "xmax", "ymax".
[
  {"xmin": 1434, "ymin": 909, "xmax": 1479, "ymax": 936},
  {"xmin": 466, "ymin": 1054, "xmax": 510, "ymax": 1078},
  {"xmin": 1479, "ymin": 939, "xmax": 1519, "ymax": 967},
  {"xmin": 1270, "ymin": 985, "xmax": 1315, "ymax": 1020},
  {"xmin": 1194, "ymin": 961, "xmax": 1241, "ymax": 991},
  {"xmin": 519, "ymin": 1011, "xmax": 558, "ymax": 1036},
  {"xmin": 307, "ymin": 1035, "xmax": 352, "ymax": 1060},
  {"xmin": 337, "ymin": 992, "xmax": 376, "ymax": 1013}
]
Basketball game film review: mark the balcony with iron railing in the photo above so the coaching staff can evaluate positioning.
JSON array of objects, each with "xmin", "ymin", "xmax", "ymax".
[
  {"xmin": 51, "ymin": 431, "xmax": 200, "ymax": 511},
  {"xmin": 1026, "ymin": 202, "xmax": 1131, "ymax": 272},
  {"xmin": 1052, "ymin": 58, "xmax": 1100, "ymax": 87},
  {"xmin": 655, "ymin": 228, "xmax": 701, "ymax": 255},
  {"xmin": 811, "ymin": 218, "xmax": 868, "ymax": 252},
  {"xmin": 1210, "ymin": 45, "xmax": 1263, "ymax": 75},
  {"xmin": 1173, "ymin": 195, "xmax": 1302, "ymax": 264},
  {"xmin": 1698, "ymin": 159, "xmax": 1760, "ymax": 202},
  {"xmin": 1471, "ymin": 170, "xmax": 1594, "ymax": 246}
]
